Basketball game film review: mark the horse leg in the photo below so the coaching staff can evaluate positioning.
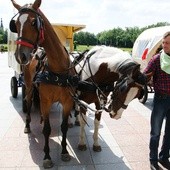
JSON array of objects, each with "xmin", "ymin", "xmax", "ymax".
[
  {"xmin": 74, "ymin": 103, "xmax": 80, "ymax": 126},
  {"xmin": 68, "ymin": 113, "xmax": 74, "ymax": 128},
  {"xmin": 42, "ymin": 116, "xmax": 53, "ymax": 168},
  {"xmin": 24, "ymin": 106, "xmax": 31, "ymax": 133},
  {"xmin": 40, "ymin": 98, "xmax": 53, "ymax": 168},
  {"xmin": 61, "ymin": 114, "xmax": 71, "ymax": 161},
  {"xmin": 24, "ymin": 87, "xmax": 33, "ymax": 133},
  {"xmin": 78, "ymin": 109, "xmax": 87, "ymax": 151},
  {"xmin": 93, "ymin": 110, "xmax": 102, "ymax": 152}
]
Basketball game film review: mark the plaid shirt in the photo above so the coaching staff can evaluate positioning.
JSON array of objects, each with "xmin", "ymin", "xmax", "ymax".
[{"xmin": 144, "ymin": 53, "xmax": 170, "ymax": 95}]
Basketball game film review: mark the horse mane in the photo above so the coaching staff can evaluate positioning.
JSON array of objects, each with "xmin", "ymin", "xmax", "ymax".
[
  {"xmin": 36, "ymin": 9, "xmax": 62, "ymax": 44},
  {"xmin": 117, "ymin": 61, "xmax": 139, "ymax": 75},
  {"xmin": 24, "ymin": 3, "xmax": 70, "ymax": 72}
]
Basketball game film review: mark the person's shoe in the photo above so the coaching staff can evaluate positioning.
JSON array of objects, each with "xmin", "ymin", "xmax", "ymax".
[
  {"xmin": 150, "ymin": 161, "xmax": 160, "ymax": 170},
  {"xmin": 158, "ymin": 159, "xmax": 170, "ymax": 169}
]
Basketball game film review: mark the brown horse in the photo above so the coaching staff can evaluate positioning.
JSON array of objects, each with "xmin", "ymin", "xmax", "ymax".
[
  {"xmin": 71, "ymin": 46, "xmax": 151, "ymax": 152},
  {"xmin": 10, "ymin": 0, "xmax": 76, "ymax": 168}
]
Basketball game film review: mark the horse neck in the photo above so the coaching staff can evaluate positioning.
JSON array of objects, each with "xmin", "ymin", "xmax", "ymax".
[{"xmin": 40, "ymin": 14, "xmax": 69, "ymax": 72}]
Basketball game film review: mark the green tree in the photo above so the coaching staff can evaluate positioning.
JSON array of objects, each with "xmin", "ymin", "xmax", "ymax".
[
  {"xmin": 74, "ymin": 31, "xmax": 97, "ymax": 45},
  {"xmin": 0, "ymin": 28, "xmax": 7, "ymax": 44}
]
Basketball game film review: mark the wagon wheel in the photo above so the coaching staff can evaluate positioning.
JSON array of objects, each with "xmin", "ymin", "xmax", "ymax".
[
  {"xmin": 139, "ymin": 84, "xmax": 148, "ymax": 104},
  {"xmin": 11, "ymin": 76, "xmax": 18, "ymax": 98},
  {"xmin": 22, "ymin": 84, "xmax": 28, "ymax": 113}
]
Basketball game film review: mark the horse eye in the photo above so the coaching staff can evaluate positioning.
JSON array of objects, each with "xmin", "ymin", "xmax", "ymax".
[{"xmin": 31, "ymin": 19, "xmax": 36, "ymax": 26}]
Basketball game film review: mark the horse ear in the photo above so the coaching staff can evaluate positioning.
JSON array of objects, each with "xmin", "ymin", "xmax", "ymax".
[
  {"xmin": 32, "ymin": 0, "xmax": 41, "ymax": 10},
  {"xmin": 130, "ymin": 64, "xmax": 140, "ymax": 78},
  {"xmin": 11, "ymin": 0, "xmax": 21, "ymax": 10},
  {"xmin": 133, "ymin": 64, "xmax": 140, "ymax": 72}
]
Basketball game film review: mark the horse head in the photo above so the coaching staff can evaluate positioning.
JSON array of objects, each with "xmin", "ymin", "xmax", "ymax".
[
  {"xmin": 10, "ymin": 0, "xmax": 44, "ymax": 65},
  {"xmin": 106, "ymin": 63, "xmax": 151, "ymax": 119}
]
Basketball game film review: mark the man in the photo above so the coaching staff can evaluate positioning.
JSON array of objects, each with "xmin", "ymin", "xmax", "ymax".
[{"xmin": 144, "ymin": 31, "xmax": 170, "ymax": 170}]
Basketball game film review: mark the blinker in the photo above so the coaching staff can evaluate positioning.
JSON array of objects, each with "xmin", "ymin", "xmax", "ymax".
[{"xmin": 9, "ymin": 19, "xmax": 17, "ymax": 33}]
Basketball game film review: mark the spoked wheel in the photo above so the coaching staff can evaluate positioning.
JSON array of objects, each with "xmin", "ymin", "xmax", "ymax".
[
  {"xmin": 22, "ymin": 84, "xmax": 27, "ymax": 113},
  {"xmin": 139, "ymin": 84, "xmax": 148, "ymax": 104},
  {"xmin": 11, "ymin": 76, "xmax": 18, "ymax": 98}
]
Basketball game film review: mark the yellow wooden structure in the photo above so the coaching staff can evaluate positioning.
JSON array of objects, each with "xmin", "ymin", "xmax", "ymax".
[{"xmin": 52, "ymin": 23, "xmax": 86, "ymax": 52}]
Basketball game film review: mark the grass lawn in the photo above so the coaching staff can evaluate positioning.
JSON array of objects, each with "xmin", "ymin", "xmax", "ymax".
[
  {"xmin": 75, "ymin": 45, "xmax": 132, "ymax": 53},
  {"xmin": 75, "ymin": 45, "xmax": 93, "ymax": 52}
]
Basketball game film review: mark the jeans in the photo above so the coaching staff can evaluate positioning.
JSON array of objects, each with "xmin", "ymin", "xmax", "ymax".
[{"xmin": 150, "ymin": 94, "xmax": 170, "ymax": 161}]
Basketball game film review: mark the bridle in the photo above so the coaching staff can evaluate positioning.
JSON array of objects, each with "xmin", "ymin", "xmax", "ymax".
[
  {"xmin": 9, "ymin": 6, "xmax": 44, "ymax": 49},
  {"xmin": 108, "ymin": 73, "xmax": 146, "ymax": 111},
  {"xmin": 110, "ymin": 87, "xmax": 128, "ymax": 110}
]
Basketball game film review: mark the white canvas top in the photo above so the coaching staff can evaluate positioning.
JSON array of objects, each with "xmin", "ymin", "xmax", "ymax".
[{"xmin": 132, "ymin": 26, "xmax": 170, "ymax": 61}]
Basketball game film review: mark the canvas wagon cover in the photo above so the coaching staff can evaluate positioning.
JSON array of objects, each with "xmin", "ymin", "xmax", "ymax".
[
  {"xmin": 132, "ymin": 26, "xmax": 170, "ymax": 61},
  {"xmin": 132, "ymin": 26, "xmax": 170, "ymax": 71}
]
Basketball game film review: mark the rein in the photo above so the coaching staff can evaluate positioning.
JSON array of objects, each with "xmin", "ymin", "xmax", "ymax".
[
  {"xmin": 111, "ymin": 90, "xmax": 128, "ymax": 109},
  {"xmin": 71, "ymin": 51, "xmax": 114, "ymax": 112}
]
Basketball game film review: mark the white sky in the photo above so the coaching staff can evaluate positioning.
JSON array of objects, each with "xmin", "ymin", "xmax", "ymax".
[{"xmin": 1, "ymin": 0, "xmax": 170, "ymax": 34}]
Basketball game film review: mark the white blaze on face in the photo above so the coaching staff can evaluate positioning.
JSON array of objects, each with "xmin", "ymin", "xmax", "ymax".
[
  {"xmin": 19, "ymin": 14, "xmax": 28, "ymax": 38},
  {"xmin": 110, "ymin": 87, "xmax": 139, "ymax": 119}
]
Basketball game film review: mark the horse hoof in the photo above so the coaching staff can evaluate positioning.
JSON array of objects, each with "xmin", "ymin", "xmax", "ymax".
[
  {"xmin": 75, "ymin": 121, "xmax": 80, "ymax": 126},
  {"xmin": 78, "ymin": 144, "xmax": 87, "ymax": 151},
  {"xmin": 61, "ymin": 153, "xmax": 71, "ymax": 162},
  {"xmin": 93, "ymin": 145, "xmax": 102, "ymax": 152},
  {"xmin": 24, "ymin": 127, "xmax": 31, "ymax": 133},
  {"xmin": 68, "ymin": 123, "xmax": 74, "ymax": 128},
  {"xmin": 43, "ymin": 159, "xmax": 53, "ymax": 169}
]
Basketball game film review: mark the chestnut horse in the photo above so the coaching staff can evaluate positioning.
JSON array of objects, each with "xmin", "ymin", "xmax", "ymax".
[
  {"xmin": 10, "ymin": 0, "xmax": 76, "ymax": 168},
  {"xmin": 71, "ymin": 45, "xmax": 151, "ymax": 151}
]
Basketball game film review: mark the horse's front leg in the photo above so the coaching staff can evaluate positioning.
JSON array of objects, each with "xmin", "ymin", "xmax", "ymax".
[
  {"xmin": 42, "ymin": 116, "xmax": 53, "ymax": 168},
  {"xmin": 78, "ymin": 109, "xmax": 87, "ymax": 151},
  {"xmin": 74, "ymin": 103, "xmax": 80, "ymax": 126},
  {"xmin": 93, "ymin": 110, "xmax": 102, "ymax": 152},
  {"xmin": 24, "ymin": 87, "xmax": 33, "ymax": 133},
  {"xmin": 24, "ymin": 106, "xmax": 31, "ymax": 133},
  {"xmin": 61, "ymin": 114, "xmax": 71, "ymax": 161},
  {"xmin": 40, "ymin": 99, "xmax": 53, "ymax": 168}
]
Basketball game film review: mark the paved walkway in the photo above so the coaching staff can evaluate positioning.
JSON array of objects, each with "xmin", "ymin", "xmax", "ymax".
[{"xmin": 0, "ymin": 52, "xmax": 166, "ymax": 170}]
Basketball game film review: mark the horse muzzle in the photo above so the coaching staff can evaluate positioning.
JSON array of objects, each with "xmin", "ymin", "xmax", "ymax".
[
  {"xmin": 15, "ymin": 47, "xmax": 32, "ymax": 65},
  {"xmin": 109, "ymin": 111, "xmax": 122, "ymax": 120}
]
